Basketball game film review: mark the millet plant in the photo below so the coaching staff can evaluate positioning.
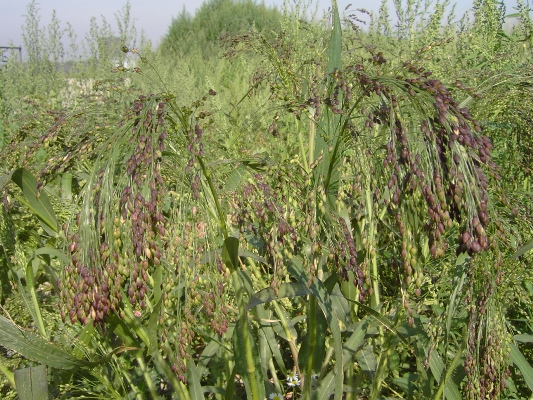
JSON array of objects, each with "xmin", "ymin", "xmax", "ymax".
[{"xmin": 1, "ymin": 0, "xmax": 532, "ymax": 399}]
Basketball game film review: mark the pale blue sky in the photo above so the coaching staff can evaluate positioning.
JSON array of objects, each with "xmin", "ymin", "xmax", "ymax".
[{"xmin": 0, "ymin": 0, "xmax": 521, "ymax": 53}]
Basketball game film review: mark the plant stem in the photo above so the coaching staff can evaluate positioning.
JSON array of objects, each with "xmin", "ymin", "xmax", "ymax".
[
  {"xmin": 366, "ymin": 189, "xmax": 381, "ymax": 308},
  {"xmin": 345, "ymin": 362, "xmax": 355, "ymax": 400},
  {"xmin": 303, "ymin": 295, "xmax": 317, "ymax": 398},
  {"xmin": 297, "ymin": 117, "xmax": 310, "ymax": 173},
  {"xmin": 135, "ymin": 352, "xmax": 158, "ymax": 399},
  {"xmin": 115, "ymin": 359, "xmax": 143, "ymax": 399},
  {"xmin": 308, "ymin": 115, "xmax": 315, "ymax": 172},
  {"xmin": 232, "ymin": 271, "xmax": 261, "ymax": 400},
  {"xmin": 0, "ymin": 362, "xmax": 15, "ymax": 388},
  {"xmin": 370, "ymin": 342, "xmax": 390, "ymax": 400},
  {"xmin": 29, "ymin": 284, "xmax": 47, "ymax": 339},
  {"xmin": 269, "ymin": 358, "xmax": 283, "ymax": 393}
]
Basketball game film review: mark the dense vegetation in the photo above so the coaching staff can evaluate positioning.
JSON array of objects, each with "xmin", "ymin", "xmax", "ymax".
[{"xmin": 0, "ymin": 0, "xmax": 532, "ymax": 399}]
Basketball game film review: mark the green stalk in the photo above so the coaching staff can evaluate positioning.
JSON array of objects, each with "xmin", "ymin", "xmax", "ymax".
[
  {"xmin": 297, "ymin": 117, "xmax": 310, "ymax": 173},
  {"xmin": 116, "ymin": 305, "xmax": 166, "ymax": 398},
  {"xmin": 273, "ymin": 300, "xmax": 300, "ymax": 371},
  {"xmin": 318, "ymin": 346, "xmax": 335, "ymax": 378},
  {"xmin": 345, "ymin": 363, "xmax": 355, "ymax": 400},
  {"xmin": 268, "ymin": 358, "xmax": 283, "ymax": 393},
  {"xmin": 29, "ymin": 285, "xmax": 47, "ymax": 338},
  {"xmin": 303, "ymin": 295, "xmax": 317, "ymax": 398},
  {"xmin": 232, "ymin": 272, "xmax": 261, "ymax": 400},
  {"xmin": 135, "ymin": 351, "xmax": 158, "ymax": 399},
  {"xmin": 171, "ymin": 107, "xmax": 262, "ymax": 398},
  {"xmin": 370, "ymin": 343, "xmax": 390, "ymax": 400},
  {"xmin": 433, "ymin": 339, "xmax": 466, "ymax": 400},
  {"xmin": 366, "ymin": 189, "xmax": 381, "ymax": 308},
  {"xmin": 24, "ymin": 260, "xmax": 47, "ymax": 339},
  {"xmin": 0, "ymin": 362, "xmax": 15, "ymax": 388}
]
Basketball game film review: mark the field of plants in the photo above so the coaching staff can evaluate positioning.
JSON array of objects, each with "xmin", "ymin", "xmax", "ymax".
[{"xmin": 1, "ymin": 0, "xmax": 533, "ymax": 398}]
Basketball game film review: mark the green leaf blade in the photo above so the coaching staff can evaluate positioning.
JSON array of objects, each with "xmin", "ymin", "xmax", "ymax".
[
  {"xmin": 222, "ymin": 236, "xmax": 239, "ymax": 272},
  {"xmin": 510, "ymin": 342, "xmax": 533, "ymax": 391},
  {"xmin": 0, "ymin": 316, "xmax": 85, "ymax": 370},
  {"xmin": 327, "ymin": 0, "xmax": 342, "ymax": 75},
  {"xmin": 11, "ymin": 168, "xmax": 58, "ymax": 235}
]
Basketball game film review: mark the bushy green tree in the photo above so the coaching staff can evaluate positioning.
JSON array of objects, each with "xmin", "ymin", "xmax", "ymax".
[{"xmin": 160, "ymin": 0, "xmax": 282, "ymax": 58}]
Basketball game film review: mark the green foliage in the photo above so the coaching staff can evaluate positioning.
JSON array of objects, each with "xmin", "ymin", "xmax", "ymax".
[
  {"xmin": 160, "ymin": 0, "xmax": 282, "ymax": 58},
  {"xmin": 0, "ymin": 0, "xmax": 532, "ymax": 399}
]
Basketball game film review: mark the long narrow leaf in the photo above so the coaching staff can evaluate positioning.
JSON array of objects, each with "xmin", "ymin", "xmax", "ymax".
[
  {"xmin": 327, "ymin": 0, "xmax": 342, "ymax": 75},
  {"xmin": 428, "ymin": 349, "xmax": 462, "ymax": 400},
  {"xmin": 11, "ymin": 168, "xmax": 58, "ymax": 235},
  {"xmin": 512, "ymin": 240, "xmax": 533, "ymax": 259},
  {"xmin": 311, "ymin": 284, "xmax": 343, "ymax": 400},
  {"xmin": 1, "ymin": 315, "xmax": 135, "ymax": 371},
  {"xmin": 231, "ymin": 267, "xmax": 265, "ymax": 400},
  {"xmin": 514, "ymin": 334, "xmax": 533, "ymax": 343},
  {"xmin": 510, "ymin": 342, "xmax": 533, "ymax": 391},
  {"xmin": 317, "ymin": 319, "xmax": 370, "ymax": 397},
  {"xmin": 187, "ymin": 361, "xmax": 205, "ymax": 400},
  {"xmin": 146, "ymin": 299, "xmax": 162, "ymax": 354},
  {"xmin": 255, "ymin": 306, "xmax": 288, "ymax": 376},
  {"xmin": 247, "ymin": 282, "xmax": 310, "ymax": 310},
  {"xmin": 341, "ymin": 296, "xmax": 411, "ymax": 347},
  {"xmin": 433, "ymin": 339, "xmax": 465, "ymax": 400},
  {"xmin": 0, "ymin": 315, "xmax": 87, "ymax": 369},
  {"xmin": 33, "ymin": 246, "xmax": 70, "ymax": 264},
  {"xmin": 232, "ymin": 314, "xmax": 265, "ymax": 400},
  {"xmin": 26, "ymin": 258, "xmax": 47, "ymax": 338},
  {"xmin": 222, "ymin": 236, "xmax": 240, "ymax": 272}
]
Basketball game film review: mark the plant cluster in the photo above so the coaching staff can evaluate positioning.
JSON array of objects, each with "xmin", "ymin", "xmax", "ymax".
[{"xmin": 0, "ymin": 0, "xmax": 532, "ymax": 399}]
